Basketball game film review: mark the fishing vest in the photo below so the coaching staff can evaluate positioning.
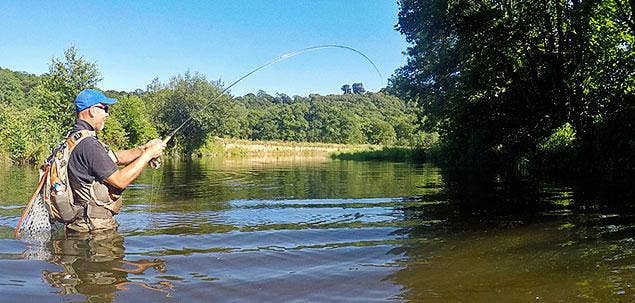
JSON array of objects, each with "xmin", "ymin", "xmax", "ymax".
[{"xmin": 44, "ymin": 130, "xmax": 123, "ymax": 224}]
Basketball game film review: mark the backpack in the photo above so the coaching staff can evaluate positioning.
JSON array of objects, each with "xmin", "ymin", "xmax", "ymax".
[{"xmin": 42, "ymin": 130, "xmax": 95, "ymax": 223}]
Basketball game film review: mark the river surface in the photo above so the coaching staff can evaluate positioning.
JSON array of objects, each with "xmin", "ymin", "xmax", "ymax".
[{"xmin": 0, "ymin": 158, "xmax": 632, "ymax": 302}]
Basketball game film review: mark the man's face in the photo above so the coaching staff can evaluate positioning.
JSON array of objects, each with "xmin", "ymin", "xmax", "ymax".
[{"xmin": 92, "ymin": 103, "xmax": 109, "ymax": 130}]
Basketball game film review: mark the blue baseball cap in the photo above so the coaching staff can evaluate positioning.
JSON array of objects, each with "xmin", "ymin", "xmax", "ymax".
[{"xmin": 74, "ymin": 89, "xmax": 117, "ymax": 112}]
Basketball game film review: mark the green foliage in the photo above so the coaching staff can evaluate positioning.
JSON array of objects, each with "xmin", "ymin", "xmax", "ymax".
[
  {"xmin": 389, "ymin": 0, "xmax": 634, "ymax": 172},
  {"xmin": 539, "ymin": 123, "xmax": 576, "ymax": 154},
  {"xmin": 305, "ymin": 100, "xmax": 365, "ymax": 144},
  {"xmin": 535, "ymin": 122, "xmax": 579, "ymax": 172},
  {"xmin": 0, "ymin": 47, "xmax": 424, "ymax": 163},
  {"xmin": 411, "ymin": 131, "xmax": 439, "ymax": 149},
  {"xmin": 108, "ymin": 95, "xmax": 159, "ymax": 148},
  {"xmin": 192, "ymin": 136, "xmax": 227, "ymax": 157},
  {"xmin": 580, "ymin": 102, "xmax": 635, "ymax": 173},
  {"xmin": 40, "ymin": 46, "xmax": 102, "ymax": 129},
  {"xmin": 331, "ymin": 146, "xmax": 428, "ymax": 162},
  {"xmin": 100, "ymin": 116, "xmax": 128, "ymax": 150},
  {"xmin": 366, "ymin": 118, "xmax": 396, "ymax": 145},
  {"xmin": 0, "ymin": 46, "xmax": 101, "ymax": 164},
  {"xmin": 235, "ymin": 91, "xmax": 425, "ymax": 146},
  {"xmin": 0, "ymin": 68, "xmax": 25, "ymax": 106},
  {"xmin": 352, "ymin": 83, "xmax": 365, "ymax": 94},
  {"xmin": 146, "ymin": 72, "xmax": 237, "ymax": 153},
  {"xmin": 0, "ymin": 104, "xmax": 62, "ymax": 164}
]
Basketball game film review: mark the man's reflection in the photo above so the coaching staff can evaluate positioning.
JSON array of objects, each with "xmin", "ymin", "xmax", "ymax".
[{"xmin": 41, "ymin": 231, "xmax": 172, "ymax": 301}]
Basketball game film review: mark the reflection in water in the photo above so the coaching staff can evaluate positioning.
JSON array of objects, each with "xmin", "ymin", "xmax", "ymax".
[
  {"xmin": 391, "ymin": 170, "xmax": 634, "ymax": 302},
  {"xmin": 42, "ymin": 231, "xmax": 172, "ymax": 302}
]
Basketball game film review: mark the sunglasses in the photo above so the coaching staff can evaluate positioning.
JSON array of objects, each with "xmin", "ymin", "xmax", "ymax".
[{"xmin": 93, "ymin": 104, "xmax": 109, "ymax": 113}]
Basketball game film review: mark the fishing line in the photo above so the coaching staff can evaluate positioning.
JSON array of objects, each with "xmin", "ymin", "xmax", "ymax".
[{"xmin": 149, "ymin": 44, "xmax": 382, "ymax": 168}]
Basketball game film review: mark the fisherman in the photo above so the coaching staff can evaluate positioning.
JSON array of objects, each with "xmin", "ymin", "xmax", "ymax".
[{"xmin": 65, "ymin": 89, "xmax": 165, "ymax": 233}]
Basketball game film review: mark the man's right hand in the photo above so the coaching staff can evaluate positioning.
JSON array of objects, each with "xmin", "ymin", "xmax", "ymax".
[{"xmin": 144, "ymin": 139, "xmax": 166, "ymax": 159}]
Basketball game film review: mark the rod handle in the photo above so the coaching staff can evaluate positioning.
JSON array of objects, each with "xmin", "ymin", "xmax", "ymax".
[{"xmin": 148, "ymin": 135, "xmax": 171, "ymax": 170}]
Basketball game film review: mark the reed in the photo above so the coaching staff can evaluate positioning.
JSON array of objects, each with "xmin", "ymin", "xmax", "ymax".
[{"xmin": 194, "ymin": 137, "xmax": 376, "ymax": 158}]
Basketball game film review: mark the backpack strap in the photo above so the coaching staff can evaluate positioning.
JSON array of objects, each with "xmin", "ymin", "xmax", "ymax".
[
  {"xmin": 65, "ymin": 129, "xmax": 119, "ymax": 164},
  {"xmin": 43, "ymin": 130, "xmax": 97, "ymax": 223},
  {"xmin": 47, "ymin": 130, "xmax": 95, "ymax": 189},
  {"xmin": 66, "ymin": 130, "xmax": 96, "ymax": 150}
]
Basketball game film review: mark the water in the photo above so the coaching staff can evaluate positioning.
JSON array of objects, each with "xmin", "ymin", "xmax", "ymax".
[{"xmin": 0, "ymin": 158, "xmax": 632, "ymax": 302}]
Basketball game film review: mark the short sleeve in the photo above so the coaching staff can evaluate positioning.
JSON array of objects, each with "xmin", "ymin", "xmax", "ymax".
[{"xmin": 80, "ymin": 138, "xmax": 118, "ymax": 181}]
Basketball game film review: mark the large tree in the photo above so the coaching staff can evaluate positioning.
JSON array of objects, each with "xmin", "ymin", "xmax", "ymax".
[
  {"xmin": 147, "ymin": 72, "xmax": 237, "ymax": 153},
  {"xmin": 389, "ymin": 0, "xmax": 633, "ymax": 169},
  {"xmin": 35, "ymin": 46, "xmax": 102, "ymax": 128}
]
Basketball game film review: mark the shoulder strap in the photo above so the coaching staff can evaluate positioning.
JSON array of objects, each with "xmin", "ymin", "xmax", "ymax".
[
  {"xmin": 43, "ymin": 130, "xmax": 97, "ymax": 222},
  {"xmin": 66, "ymin": 130, "xmax": 96, "ymax": 151}
]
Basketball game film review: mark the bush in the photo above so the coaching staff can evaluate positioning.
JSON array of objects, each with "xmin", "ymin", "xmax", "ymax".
[
  {"xmin": 0, "ymin": 105, "xmax": 62, "ymax": 164},
  {"xmin": 100, "ymin": 116, "xmax": 129, "ymax": 150},
  {"xmin": 109, "ymin": 95, "xmax": 159, "ymax": 148},
  {"xmin": 539, "ymin": 123, "xmax": 576, "ymax": 154},
  {"xmin": 535, "ymin": 123, "xmax": 578, "ymax": 172}
]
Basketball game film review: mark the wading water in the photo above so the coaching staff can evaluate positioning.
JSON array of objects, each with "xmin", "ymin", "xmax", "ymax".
[{"xmin": 0, "ymin": 158, "xmax": 632, "ymax": 302}]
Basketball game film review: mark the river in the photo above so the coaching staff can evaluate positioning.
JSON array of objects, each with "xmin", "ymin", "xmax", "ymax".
[{"xmin": 0, "ymin": 158, "xmax": 632, "ymax": 302}]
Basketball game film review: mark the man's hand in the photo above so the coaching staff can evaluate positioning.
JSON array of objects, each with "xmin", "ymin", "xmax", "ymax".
[
  {"xmin": 143, "ymin": 139, "xmax": 165, "ymax": 160},
  {"xmin": 116, "ymin": 139, "xmax": 162, "ymax": 165},
  {"xmin": 106, "ymin": 139, "xmax": 166, "ymax": 189},
  {"xmin": 141, "ymin": 139, "xmax": 160, "ymax": 151}
]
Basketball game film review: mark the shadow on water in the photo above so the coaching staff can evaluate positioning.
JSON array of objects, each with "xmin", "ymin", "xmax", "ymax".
[{"xmin": 390, "ymin": 170, "xmax": 634, "ymax": 302}]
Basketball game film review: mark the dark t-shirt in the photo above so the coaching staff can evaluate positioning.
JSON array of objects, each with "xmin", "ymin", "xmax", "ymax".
[{"xmin": 67, "ymin": 120, "xmax": 118, "ymax": 185}]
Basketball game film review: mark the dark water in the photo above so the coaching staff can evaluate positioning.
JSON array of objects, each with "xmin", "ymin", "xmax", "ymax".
[{"xmin": 0, "ymin": 158, "xmax": 632, "ymax": 302}]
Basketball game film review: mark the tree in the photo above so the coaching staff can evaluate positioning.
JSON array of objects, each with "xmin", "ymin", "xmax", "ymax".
[
  {"xmin": 39, "ymin": 46, "xmax": 102, "ymax": 128},
  {"xmin": 274, "ymin": 93, "xmax": 293, "ymax": 104},
  {"xmin": 0, "ymin": 69, "xmax": 25, "ymax": 106},
  {"xmin": 389, "ymin": 0, "xmax": 633, "ymax": 170},
  {"xmin": 367, "ymin": 118, "xmax": 396, "ymax": 145},
  {"xmin": 107, "ymin": 95, "xmax": 159, "ymax": 148},
  {"xmin": 341, "ymin": 84, "xmax": 352, "ymax": 94},
  {"xmin": 352, "ymin": 83, "xmax": 365, "ymax": 94},
  {"xmin": 147, "ymin": 72, "xmax": 235, "ymax": 153},
  {"xmin": 0, "ymin": 104, "xmax": 60, "ymax": 164}
]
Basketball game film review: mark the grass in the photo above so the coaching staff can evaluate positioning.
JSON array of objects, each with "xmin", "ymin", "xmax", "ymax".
[
  {"xmin": 194, "ymin": 137, "xmax": 379, "ymax": 158},
  {"xmin": 194, "ymin": 137, "xmax": 438, "ymax": 163}
]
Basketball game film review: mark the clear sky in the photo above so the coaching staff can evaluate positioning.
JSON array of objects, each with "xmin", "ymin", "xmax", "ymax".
[{"xmin": 0, "ymin": 1, "xmax": 408, "ymax": 97}]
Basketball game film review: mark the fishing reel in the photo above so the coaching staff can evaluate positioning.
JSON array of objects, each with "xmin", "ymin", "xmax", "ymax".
[
  {"xmin": 148, "ymin": 136, "xmax": 170, "ymax": 170},
  {"xmin": 149, "ymin": 157, "xmax": 161, "ymax": 169}
]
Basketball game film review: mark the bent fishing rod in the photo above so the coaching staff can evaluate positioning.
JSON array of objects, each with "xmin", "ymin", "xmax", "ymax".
[{"xmin": 150, "ymin": 44, "xmax": 383, "ymax": 168}]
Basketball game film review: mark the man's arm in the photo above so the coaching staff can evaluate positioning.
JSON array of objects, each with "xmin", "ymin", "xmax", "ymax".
[
  {"xmin": 105, "ymin": 140, "xmax": 164, "ymax": 189},
  {"xmin": 115, "ymin": 146, "xmax": 145, "ymax": 165},
  {"xmin": 115, "ymin": 140, "xmax": 160, "ymax": 165}
]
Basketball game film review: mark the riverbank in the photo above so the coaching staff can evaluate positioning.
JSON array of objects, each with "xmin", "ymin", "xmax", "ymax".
[
  {"xmin": 194, "ymin": 137, "xmax": 381, "ymax": 158},
  {"xmin": 330, "ymin": 146, "xmax": 434, "ymax": 162}
]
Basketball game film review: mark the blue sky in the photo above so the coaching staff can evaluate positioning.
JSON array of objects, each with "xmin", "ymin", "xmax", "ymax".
[{"xmin": 0, "ymin": 1, "xmax": 408, "ymax": 97}]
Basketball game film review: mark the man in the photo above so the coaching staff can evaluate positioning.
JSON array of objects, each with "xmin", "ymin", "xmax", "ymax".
[{"xmin": 66, "ymin": 89, "xmax": 165, "ymax": 232}]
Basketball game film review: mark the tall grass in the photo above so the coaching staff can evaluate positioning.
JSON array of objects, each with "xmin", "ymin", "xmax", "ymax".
[{"xmin": 194, "ymin": 137, "xmax": 376, "ymax": 158}]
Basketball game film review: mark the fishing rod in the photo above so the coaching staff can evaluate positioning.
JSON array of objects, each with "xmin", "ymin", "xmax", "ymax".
[{"xmin": 149, "ymin": 44, "xmax": 383, "ymax": 169}]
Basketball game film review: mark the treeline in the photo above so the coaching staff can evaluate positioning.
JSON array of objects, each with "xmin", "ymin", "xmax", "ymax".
[
  {"xmin": 234, "ymin": 91, "xmax": 435, "ymax": 146},
  {"xmin": 388, "ymin": 0, "xmax": 634, "ymax": 174},
  {"xmin": 0, "ymin": 47, "xmax": 430, "ymax": 164}
]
